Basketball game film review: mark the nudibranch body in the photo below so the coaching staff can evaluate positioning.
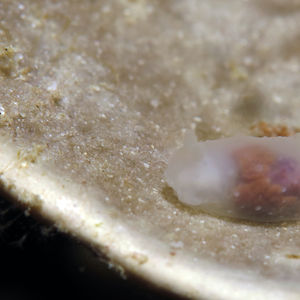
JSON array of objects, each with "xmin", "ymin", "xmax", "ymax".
[{"xmin": 165, "ymin": 133, "xmax": 300, "ymax": 222}]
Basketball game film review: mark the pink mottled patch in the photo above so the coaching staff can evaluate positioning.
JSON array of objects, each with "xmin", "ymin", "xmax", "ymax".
[{"xmin": 233, "ymin": 146, "xmax": 300, "ymax": 219}]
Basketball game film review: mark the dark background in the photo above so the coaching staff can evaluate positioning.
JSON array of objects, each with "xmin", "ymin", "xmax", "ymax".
[{"xmin": 0, "ymin": 192, "xmax": 177, "ymax": 300}]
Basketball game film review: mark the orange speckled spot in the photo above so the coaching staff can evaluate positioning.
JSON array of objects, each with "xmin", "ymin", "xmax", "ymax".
[{"xmin": 250, "ymin": 121, "xmax": 295, "ymax": 137}]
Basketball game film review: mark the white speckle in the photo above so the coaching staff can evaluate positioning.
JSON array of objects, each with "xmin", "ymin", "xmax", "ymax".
[
  {"xmin": 255, "ymin": 206, "xmax": 262, "ymax": 211},
  {"xmin": 91, "ymin": 85, "xmax": 101, "ymax": 92},
  {"xmin": 136, "ymin": 177, "xmax": 143, "ymax": 183},
  {"xmin": 143, "ymin": 162, "xmax": 150, "ymax": 169},
  {"xmin": 115, "ymin": 225, "xmax": 126, "ymax": 233},
  {"xmin": 152, "ymin": 187, "xmax": 159, "ymax": 194},
  {"xmin": 214, "ymin": 126, "xmax": 221, "ymax": 132},
  {"xmin": 193, "ymin": 116, "xmax": 202, "ymax": 123},
  {"xmin": 150, "ymin": 98, "xmax": 160, "ymax": 108},
  {"xmin": 138, "ymin": 197, "xmax": 145, "ymax": 203},
  {"xmin": 181, "ymin": 128, "xmax": 187, "ymax": 135},
  {"xmin": 18, "ymin": 3, "xmax": 25, "ymax": 10},
  {"xmin": 60, "ymin": 96, "xmax": 69, "ymax": 105},
  {"xmin": 47, "ymin": 81, "xmax": 57, "ymax": 91},
  {"xmin": 0, "ymin": 105, "xmax": 5, "ymax": 116},
  {"xmin": 15, "ymin": 53, "xmax": 24, "ymax": 61},
  {"xmin": 105, "ymin": 196, "xmax": 110, "ymax": 202},
  {"xmin": 273, "ymin": 95, "xmax": 282, "ymax": 104},
  {"xmin": 170, "ymin": 241, "xmax": 184, "ymax": 249},
  {"xmin": 231, "ymin": 245, "xmax": 236, "ymax": 249},
  {"xmin": 175, "ymin": 227, "xmax": 180, "ymax": 232}
]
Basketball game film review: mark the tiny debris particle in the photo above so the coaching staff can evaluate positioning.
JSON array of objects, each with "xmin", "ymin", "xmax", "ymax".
[
  {"xmin": 17, "ymin": 144, "xmax": 46, "ymax": 168},
  {"xmin": 50, "ymin": 91, "xmax": 62, "ymax": 105},
  {"xmin": 130, "ymin": 253, "xmax": 148, "ymax": 265},
  {"xmin": 0, "ymin": 45, "xmax": 16, "ymax": 76},
  {"xmin": 286, "ymin": 254, "xmax": 300, "ymax": 259}
]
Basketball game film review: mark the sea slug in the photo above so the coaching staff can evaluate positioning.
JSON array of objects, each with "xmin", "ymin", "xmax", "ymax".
[{"xmin": 165, "ymin": 132, "xmax": 300, "ymax": 222}]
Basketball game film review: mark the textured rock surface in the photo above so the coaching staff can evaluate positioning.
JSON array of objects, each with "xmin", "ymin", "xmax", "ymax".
[{"xmin": 1, "ymin": 0, "xmax": 300, "ymax": 299}]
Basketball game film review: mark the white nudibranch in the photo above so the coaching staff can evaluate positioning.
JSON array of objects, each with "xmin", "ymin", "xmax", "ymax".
[{"xmin": 165, "ymin": 132, "xmax": 300, "ymax": 222}]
